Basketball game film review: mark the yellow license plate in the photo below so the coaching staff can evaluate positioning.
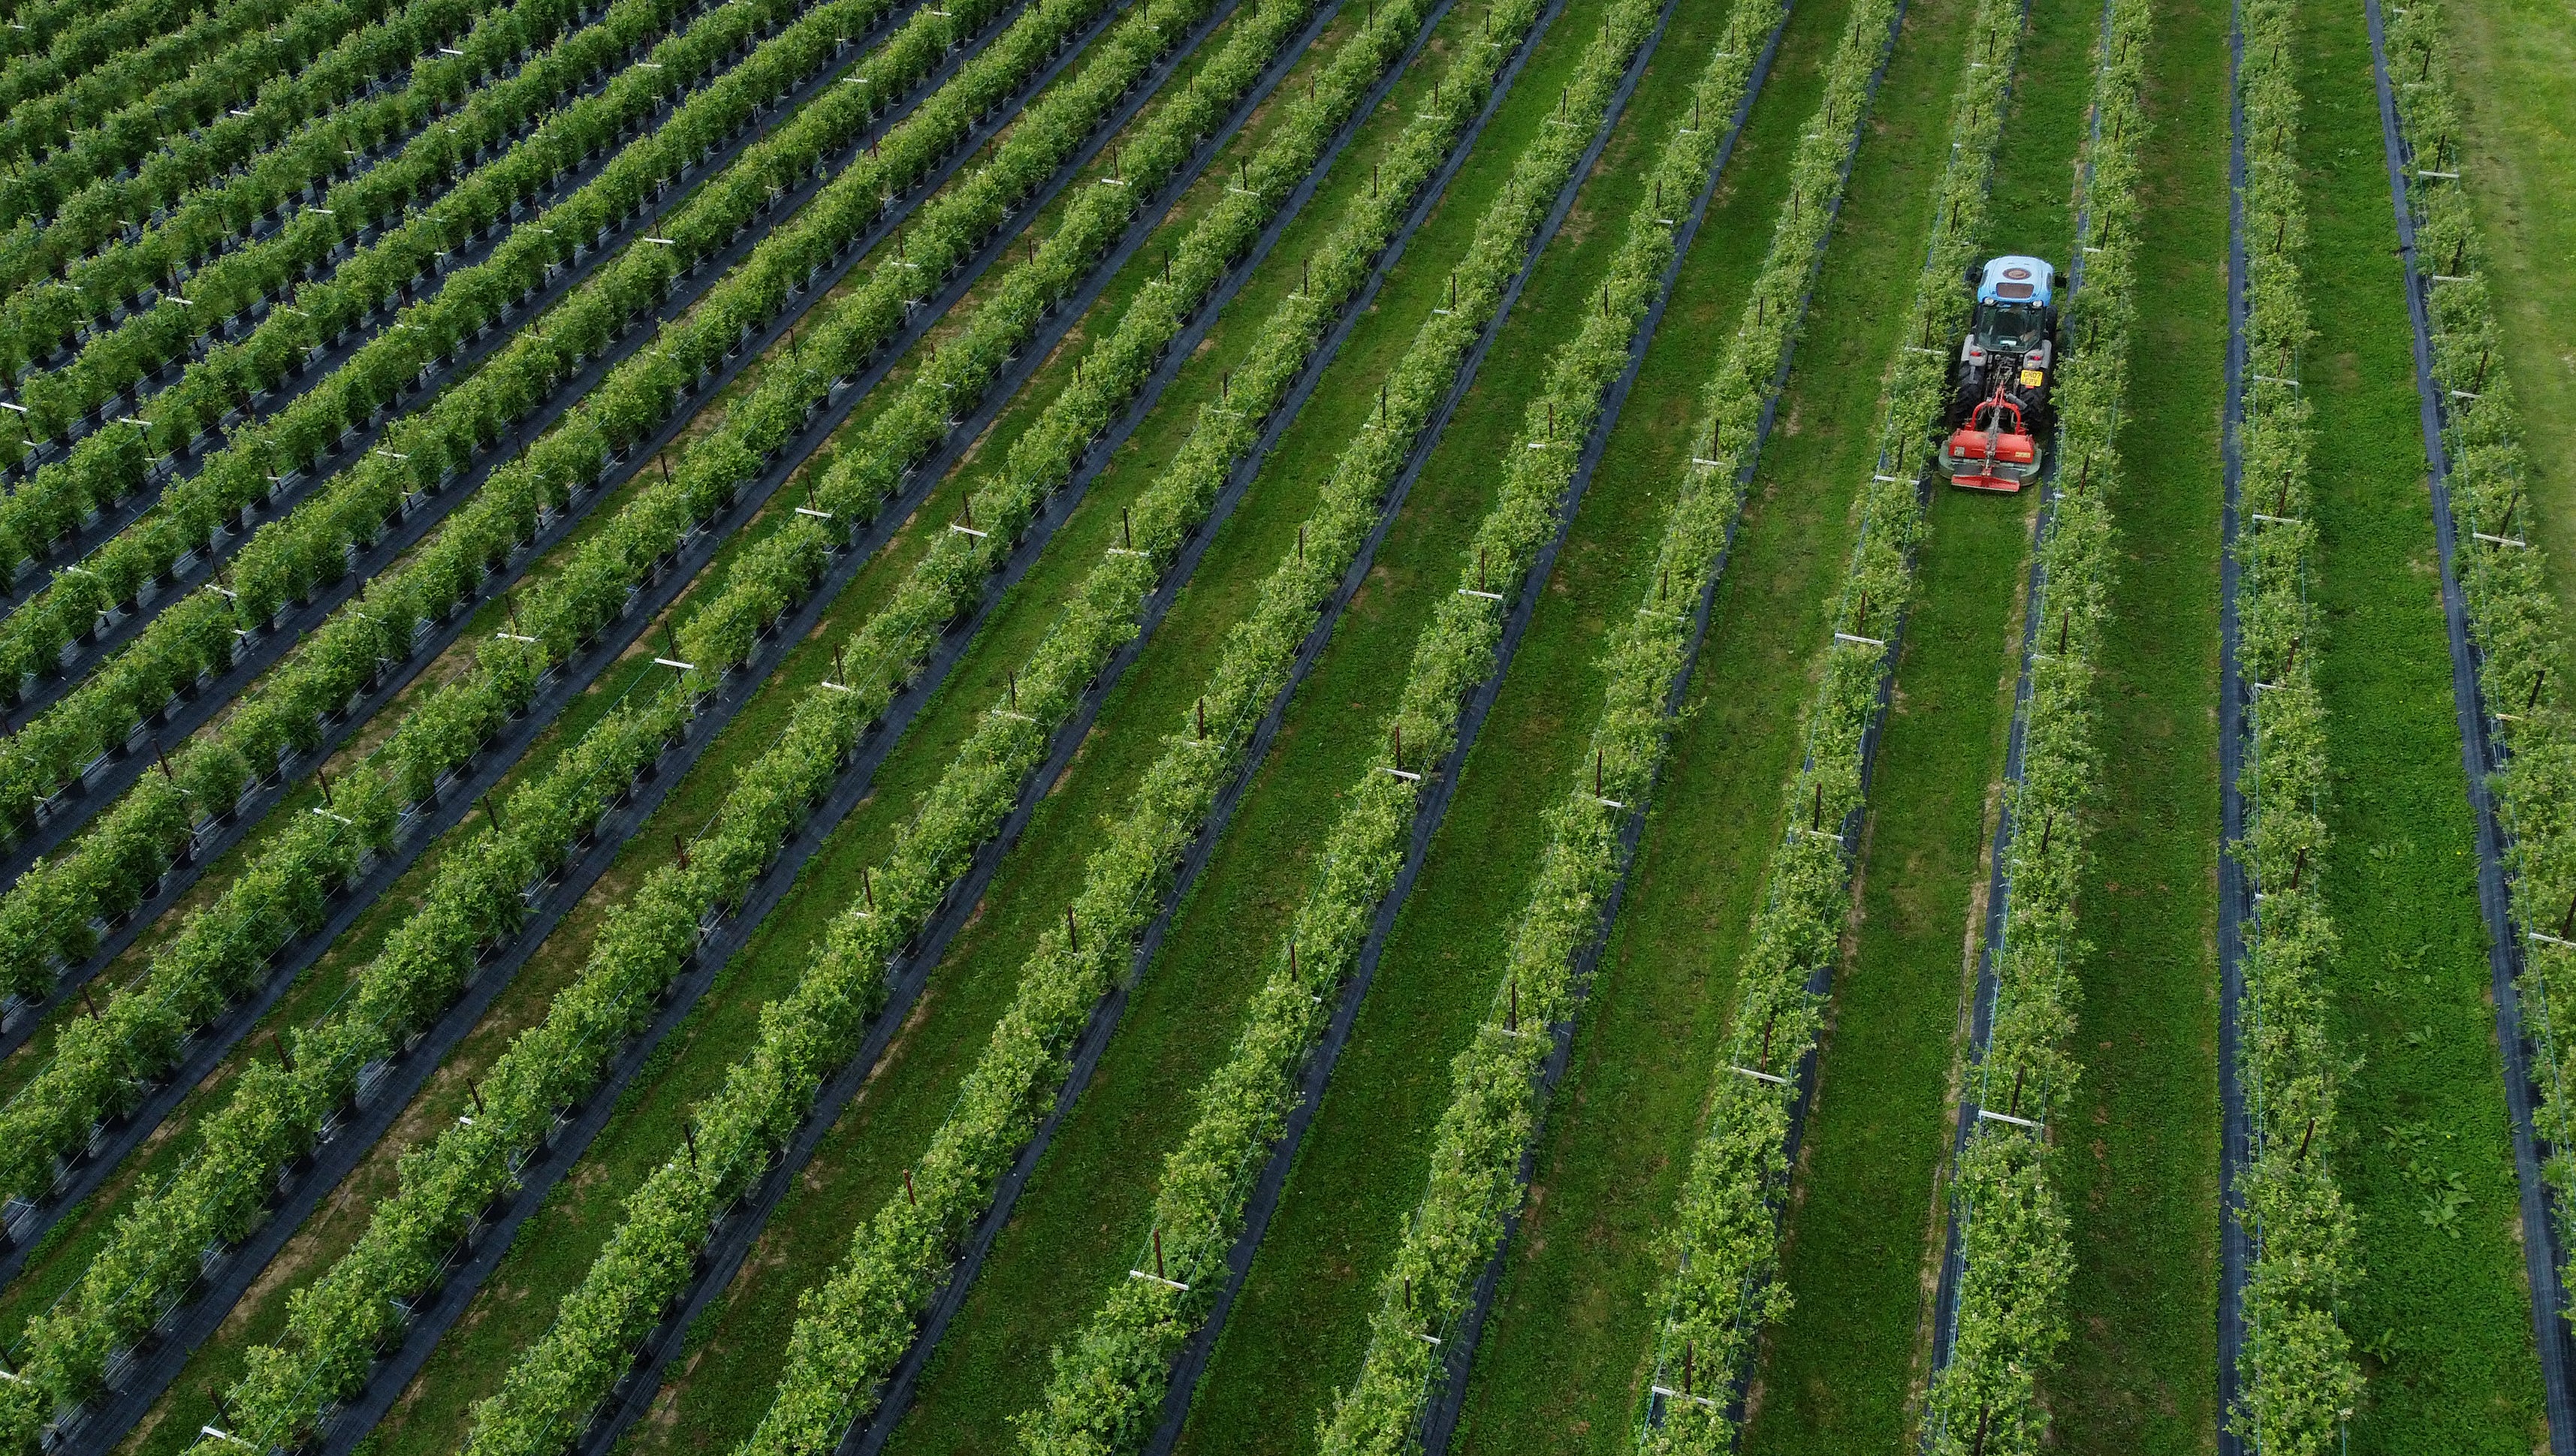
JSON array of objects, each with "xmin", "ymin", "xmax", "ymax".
[{"xmin": 2020, "ymin": 368, "xmax": 2044, "ymax": 387}]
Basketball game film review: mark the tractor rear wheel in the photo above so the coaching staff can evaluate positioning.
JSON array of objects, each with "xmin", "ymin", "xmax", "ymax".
[{"xmin": 1949, "ymin": 358, "xmax": 1983, "ymax": 425}]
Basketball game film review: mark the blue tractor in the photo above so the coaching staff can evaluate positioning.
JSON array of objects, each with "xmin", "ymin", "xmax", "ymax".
[{"xmin": 1941, "ymin": 255, "xmax": 2059, "ymax": 492}]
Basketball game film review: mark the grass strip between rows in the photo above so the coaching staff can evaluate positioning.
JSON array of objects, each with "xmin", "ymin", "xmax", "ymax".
[
  {"xmin": 439, "ymin": 0, "xmax": 1610, "ymax": 1442},
  {"xmin": 5, "ymin": 0, "xmax": 763, "ymax": 456},
  {"xmin": 2435, "ymin": 0, "xmax": 2576, "ymax": 630},
  {"xmin": 1305, "ymin": 0, "xmax": 1904, "ymax": 1441},
  {"xmin": 0, "ymin": 0, "xmax": 1078, "ymax": 1079},
  {"xmin": 1624, "ymin": 0, "xmax": 2014, "ymax": 1442},
  {"xmin": 155, "ymin": 0, "xmax": 1409, "ymax": 1444},
  {"xmin": 2223, "ymin": 0, "xmax": 2361, "ymax": 1442},
  {"xmin": 0, "ymin": 0, "xmax": 712, "ymax": 393},
  {"xmin": 2279, "ymin": 0, "xmax": 2550, "ymax": 1439},
  {"xmin": 2378, "ymin": 0, "xmax": 2576, "ymax": 1346},
  {"xmin": 0, "ymin": 0, "xmax": 1122, "ymax": 1261},
  {"xmin": 1002, "ymin": 5, "xmax": 1780, "ymax": 1454},
  {"xmin": 0, "ymin": 0, "xmax": 846, "ymax": 713},
  {"xmin": 1915, "ymin": 0, "xmax": 2146, "ymax": 1445},
  {"xmin": 0, "ymin": 0, "xmax": 869, "ymax": 828}
]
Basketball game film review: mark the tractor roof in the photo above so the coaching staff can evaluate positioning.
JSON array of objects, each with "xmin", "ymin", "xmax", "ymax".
[{"xmin": 1977, "ymin": 255, "xmax": 2056, "ymax": 306}]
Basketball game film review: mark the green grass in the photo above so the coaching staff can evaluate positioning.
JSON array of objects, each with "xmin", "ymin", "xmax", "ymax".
[
  {"xmin": 585, "ymin": 2, "xmax": 1682, "ymax": 1448},
  {"xmin": 327, "ymin": 20, "xmax": 1398, "ymax": 1456},
  {"xmin": 2044, "ymin": 0, "xmax": 2227, "ymax": 1445},
  {"xmin": 1437, "ymin": 0, "xmax": 2034, "ymax": 1442},
  {"xmin": 2292, "ymin": 0, "xmax": 2550, "ymax": 1443},
  {"xmin": 0, "ymin": 529, "xmax": 698, "ymax": 1376},
  {"xmin": 307, "ymin": 5, "xmax": 1558, "ymax": 1452},
  {"xmin": 75, "ymin": 13, "xmax": 1326, "ymax": 1455},
  {"xmin": 2441, "ymin": 0, "xmax": 2576, "ymax": 621},
  {"xmin": 1705, "ymin": 0, "xmax": 2100, "ymax": 1445},
  {"xmin": 0, "ymin": 17, "xmax": 916, "ymax": 1112},
  {"xmin": 862, "ymin": 0, "xmax": 1784, "ymax": 1445},
  {"xmin": 1143, "ymin": 0, "xmax": 2044, "ymax": 1445},
  {"xmin": 0, "ymin": 0, "xmax": 1081, "ymax": 1337}
]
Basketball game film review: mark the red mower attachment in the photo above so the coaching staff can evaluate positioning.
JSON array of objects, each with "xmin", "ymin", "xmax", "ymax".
[{"xmin": 1941, "ymin": 392, "xmax": 2041, "ymax": 493}]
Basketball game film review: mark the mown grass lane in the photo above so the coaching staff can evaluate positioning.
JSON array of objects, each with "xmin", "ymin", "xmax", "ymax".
[
  {"xmin": 2294, "ymin": 0, "xmax": 2550, "ymax": 1443},
  {"xmin": 2047, "ymin": 0, "xmax": 2227, "ymax": 1445}
]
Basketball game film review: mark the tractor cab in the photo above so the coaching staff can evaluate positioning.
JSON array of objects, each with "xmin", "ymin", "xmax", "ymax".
[{"xmin": 1942, "ymin": 256, "xmax": 2059, "ymax": 492}]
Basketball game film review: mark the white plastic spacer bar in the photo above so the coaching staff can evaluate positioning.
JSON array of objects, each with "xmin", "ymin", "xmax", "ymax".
[{"xmin": 1652, "ymin": 1387, "xmax": 1722, "ymax": 1412}]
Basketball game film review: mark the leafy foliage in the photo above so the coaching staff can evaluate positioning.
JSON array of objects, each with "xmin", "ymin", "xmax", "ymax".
[
  {"xmin": 5, "ymin": 0, "xmax": 771, "ymax": 442},
  {"xmin": 0, "ymin": 0, "xmax": 1238, "ymax": 1433},
  {"xmin": 1009, "ymin": 4, "xmax": 1784, "ymax": 1451},
  {"xmin": 0, "ymin": 0, "xmax": 1070, "ymax": 1015},
  {"xmin": 1917, "ymin": 0, "xmax": 2151, "ymax": 1447},
  {"xmin": 2223, "ymin": 0, "xmax": 2361, "ymax": 1445},
  {"xmin": 0, "ymin": 0, "xmax": 393, "ymax": 210},
  {"xmin": 179, "ymin": 0, "xmax": 1422, "ymax": 1445},
  {"xmin": 0, "ymin": 0, "xmax": 1015, "ymax": 809},
  {"xmin": 0, "ymin": 692, "xmax": 679, "ymax": 1455},
  {"xmin": 0, "ymin": 0, "xmax": 686, "ymax": 384},
  {"xmin": 2378, "ymin": 0, "xmax": 2576, "ymax": 1340},
  {"xmin": 452, "ymin": 0, "xmax": 1560, "ymax": 1442},
  {"xmin": 0, "ymin": 0, "xmax": 535, "ymax": 319},
  {"xmin": 1627, "ymin": 0, "xmax": 2019, "ymax": 1445},
  {"xmin": 0, "ymin": 0, "xmax": 846, "ymax": 714},
  {"xmin": 1300, "ymin": 0, "xmax": 1905, "ymax": 1446},
  {"xmin": 0, "ymin": 0, "xmax": 231, "ymax": 89}
]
